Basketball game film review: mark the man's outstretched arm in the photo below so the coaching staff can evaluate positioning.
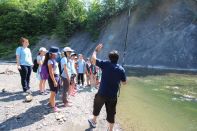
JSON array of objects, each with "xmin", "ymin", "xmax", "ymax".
[{"xmin": 92, "ymin": 44, "xmax": 103, "ymax": 65}]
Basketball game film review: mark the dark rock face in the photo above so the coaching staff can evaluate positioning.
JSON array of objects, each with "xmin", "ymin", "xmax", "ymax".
[
  {"xmin": 125, "ymin": 0, "xmax": 197, "ymax": 68},
  {"xmin": 69, "ymin": 0, "xmax": 197, "ymax": 69}
]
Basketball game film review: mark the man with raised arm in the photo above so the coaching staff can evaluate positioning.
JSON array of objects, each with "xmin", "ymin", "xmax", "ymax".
[{"xmin": 88, "ymin": 44, "xmax": 127, "ymax": 131}]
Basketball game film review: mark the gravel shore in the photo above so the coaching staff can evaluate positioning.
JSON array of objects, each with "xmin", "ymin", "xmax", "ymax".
[{"xmin": 0, "ymin": 64, "xmax": 122, "ymax": 131}]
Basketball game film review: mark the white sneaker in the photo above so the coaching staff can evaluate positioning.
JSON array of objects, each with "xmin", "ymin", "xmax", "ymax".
[{"xmin": 88, "ymin": 119, "xmax": 96, "ymax": 128}]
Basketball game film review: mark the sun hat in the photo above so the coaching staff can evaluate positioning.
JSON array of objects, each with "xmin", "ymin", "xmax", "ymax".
[
  {"xmin": 71, "ymin": 52, "xmax": 77, "ymax": 56},
  {"xmin": 63, "ymin": 47, "xmax": 74, "ymax": 52},
  {"xmin": 39, "ymin": 47, "xmax": 47, "ymax": 52},
  {"xmin": 48, "ymin": 46, "xmax": 59, "ymax": 54}
]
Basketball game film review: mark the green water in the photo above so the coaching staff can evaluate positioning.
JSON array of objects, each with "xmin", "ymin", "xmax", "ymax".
[{"xmin": 117, "ymin": 69, "xmax": 197, "ymax": 131}]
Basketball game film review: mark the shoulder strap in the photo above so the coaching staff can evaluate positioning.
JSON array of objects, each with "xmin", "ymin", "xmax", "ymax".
[{"xmin": 60, "ymin": 58, "xmax": 64, "ymax": 74}]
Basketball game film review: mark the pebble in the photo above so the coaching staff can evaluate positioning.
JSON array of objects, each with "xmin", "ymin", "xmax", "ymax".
[
  {"xmin": 42, "ymin": 121, "xmax": 47, "ymax": 126},
  {"xmin": 55, "ymin": 113, "xmax": 64, "ymax": 121}
]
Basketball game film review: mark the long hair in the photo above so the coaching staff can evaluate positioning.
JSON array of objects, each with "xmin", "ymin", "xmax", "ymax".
[
  {"xmin": 43, "ymin": 52, "xmax": 50, "ymax": 66},
  {"xmin": 64, "ymin": 52, "xmax": 68, "ymax": 58}
]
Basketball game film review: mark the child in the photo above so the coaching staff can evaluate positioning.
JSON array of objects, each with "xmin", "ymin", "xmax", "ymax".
[
  {"xmin": 43, "ymin": 46, "xmax": 60, "ymax": 112},
  {"xmin": 86, "ymin": 58, "xmax": 91, "ymax": 87},
  {"xmin": 61, "ymin": 47, "xmax": 74, "ymax": 107},
  {"xmin": 37, "ymin": 47, "xmax": 47, "ymax": 94},
  {"xmin": 90, "ymin": 61, "xmax": 97, "ymax": 92},
  {"xmin": 70, "ymin": 53, "xmax": 78, "ymax": 95},
  {"xmin": 96, "ymin": 66, "xmax": 102, "ymax": 88},
  {"xmin": 76, "ymin": 54, "xmax": 86, "ymax": 87}
]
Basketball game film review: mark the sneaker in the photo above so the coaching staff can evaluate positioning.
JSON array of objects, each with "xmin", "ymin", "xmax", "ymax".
[
  {"xmin": 88, "ymin": 119, "xmax": 96, "ymax": 128},
  {"xmin": 64, "ymin": 103, "xmax": 72, "ymax": 107},
  {"xmin": 39, "ymin": 91, "xmax": 44, "ymax": 95},
  {"xmin": 53, "ymin": 106, "xmax": 61, "ymax": 112},
  {"xmin": 43, "ymin": 91, "xmax": 48, "ymax": 95},
  {"xmin": 26, "ymin": 90, "xmax": 32, "ymax": 95}
]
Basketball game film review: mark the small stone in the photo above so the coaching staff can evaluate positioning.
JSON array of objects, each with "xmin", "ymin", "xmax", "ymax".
[
  {"xmin": 25, "ymin": 94, "xmax": 33, "ymax": 102},
  {"xmin": 2, "ymin": 88, "xmax": 6, "ymax": 93},
  {"xmin": 55, "ymin": 114, "xmax": 64, "ymax": 120},
  {"xmin": 42, "ymin": 122, "xmax": 47, "ymax": 126},
  {"xmin": 63, "ymin": 117, "xmax": 67, "ymax": 121}
]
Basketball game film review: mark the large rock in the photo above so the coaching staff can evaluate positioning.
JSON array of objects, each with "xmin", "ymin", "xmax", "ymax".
[{"xmin": 68, "ymin": 0, "xmax": 197, "ymax": 69}]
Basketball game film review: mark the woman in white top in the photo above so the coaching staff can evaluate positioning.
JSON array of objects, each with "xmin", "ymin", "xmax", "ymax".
[{"xmin": 37, "ymin": 47, "xmax": 47, "ymax": 94}]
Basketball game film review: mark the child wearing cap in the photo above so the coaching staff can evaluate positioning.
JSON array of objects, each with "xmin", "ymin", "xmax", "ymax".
[
  {"xmin": 37, "ymin": 47, "xmax": 47, "ymax": 94},
  {"xmin": 45, "ymin": 46, "xmax": 61, "ymax": 112}
]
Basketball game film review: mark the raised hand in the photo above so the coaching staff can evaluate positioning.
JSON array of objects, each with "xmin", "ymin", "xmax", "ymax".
[{"xmin": 95, "ymin": 44, "xmax": 103, "ymax": 52}]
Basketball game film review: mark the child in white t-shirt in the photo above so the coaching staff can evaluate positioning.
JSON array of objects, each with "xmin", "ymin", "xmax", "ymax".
[{"xmin": 37, "ymin": 47, "xmax": 47, "ymax": 94}]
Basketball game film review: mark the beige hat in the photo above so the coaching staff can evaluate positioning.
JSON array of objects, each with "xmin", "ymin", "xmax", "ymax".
[
  {"xmin": 39, "ymin": 47, "xmax": 47, "ymax": 52},
  {"xmin": 63, "ymin": 47, "xmax": 74, "ymax": 52}
]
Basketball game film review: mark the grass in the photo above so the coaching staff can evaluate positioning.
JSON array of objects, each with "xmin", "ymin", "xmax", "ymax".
[{"xmin": 117, "ymin": 68, "xmax": 197, "ymax": 131}]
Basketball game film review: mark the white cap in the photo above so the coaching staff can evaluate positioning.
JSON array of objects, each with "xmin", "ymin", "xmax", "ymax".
[
  {"xmin": 63, "ymin": 47, "xmax": 74, "ymax": 52},
  {"xmin": 39, "ymin": 47, "xmax": 47, "ymax": 52}
]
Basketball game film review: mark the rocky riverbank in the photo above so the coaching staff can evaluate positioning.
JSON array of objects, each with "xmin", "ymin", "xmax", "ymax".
[{"xmin": 0, "ymin": 64, "xmax": 122, "ymax": 131}]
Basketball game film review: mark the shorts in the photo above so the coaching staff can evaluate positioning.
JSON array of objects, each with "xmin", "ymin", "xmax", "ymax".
[
  {"xmin": 93, "ymin": 93, "xmax": 117, "ymax": 123},
  {"xmin": 48, "ymin": 74, "xmax": 60, "ymax": 94}
]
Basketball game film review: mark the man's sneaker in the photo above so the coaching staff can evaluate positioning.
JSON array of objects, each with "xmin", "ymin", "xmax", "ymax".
[{"xmin": 88, "ymin": 119, "xmax": 96, "ymax": 128}]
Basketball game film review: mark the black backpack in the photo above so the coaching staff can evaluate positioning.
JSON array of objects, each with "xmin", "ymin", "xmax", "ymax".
[{"xmin": 32, "ymin": 59, "xmax": 39, "ymax": 73}]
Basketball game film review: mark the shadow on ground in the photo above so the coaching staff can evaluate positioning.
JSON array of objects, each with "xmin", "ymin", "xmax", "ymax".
[
  {"xmin": 0, "ymin": 90, "xmax": 41, "ymax": 102},
  {"xmin": 0, "ymin": 99, "xmax": 49, "ymax": 131}
]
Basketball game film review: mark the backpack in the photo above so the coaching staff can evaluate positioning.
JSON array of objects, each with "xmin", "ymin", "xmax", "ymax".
[
  {"xmin": 59, "ymin": 57, "xmax": 68, "ymax": 75},
  {"xmin": 58, "ymin": 61, "xmax": 62, "ymax": 75},
  {"xmin": 40, "ymin": 60, "xmax": 55, "ymax": 80},
  {"xmin": 32, "ymin": 59, "xmax": 39, "ymax": 73}
]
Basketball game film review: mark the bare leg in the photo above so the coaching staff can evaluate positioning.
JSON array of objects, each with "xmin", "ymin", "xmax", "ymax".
[
  {"xmin": 39, "ymin": 80, "xmax": 44, "ymax": 92},
  {"xmin": 92, "ymin": 115, "xmax": 97, "ymax": 123},
  {"xmin": 108, "ymin": 123, "xmax": 114, "ymax": 131},
  {"xmin": 43, "ymin": 80, "xmax": 46, "ymax": 91},
  {"xmin": 49, "ymin": 91, "xmax": 56, "ymax": 107}
]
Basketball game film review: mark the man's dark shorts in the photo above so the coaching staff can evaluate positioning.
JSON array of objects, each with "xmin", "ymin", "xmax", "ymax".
[{"xmin": 93, "ymin": 93, "xmax": 117, "ymax": 123}]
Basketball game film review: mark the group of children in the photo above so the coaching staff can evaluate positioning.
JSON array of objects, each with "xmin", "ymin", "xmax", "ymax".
[{"xmin": 35, "ymin": 46, "xmax": 102, "ymax": 112}]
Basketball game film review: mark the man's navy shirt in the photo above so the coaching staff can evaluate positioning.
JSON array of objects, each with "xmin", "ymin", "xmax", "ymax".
[{"xmin": 96, "ymin": 59, "xmax": 126, "ymax": 98}]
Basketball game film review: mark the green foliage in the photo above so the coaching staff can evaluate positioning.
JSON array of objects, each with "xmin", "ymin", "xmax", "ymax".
[
  {"xmin": 0, "ymin": 0, "xmax": 138, "ymax": 58},
  {"xmin": 55, "ymin": 0, "xmax": 87, "ymax": 40}
]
